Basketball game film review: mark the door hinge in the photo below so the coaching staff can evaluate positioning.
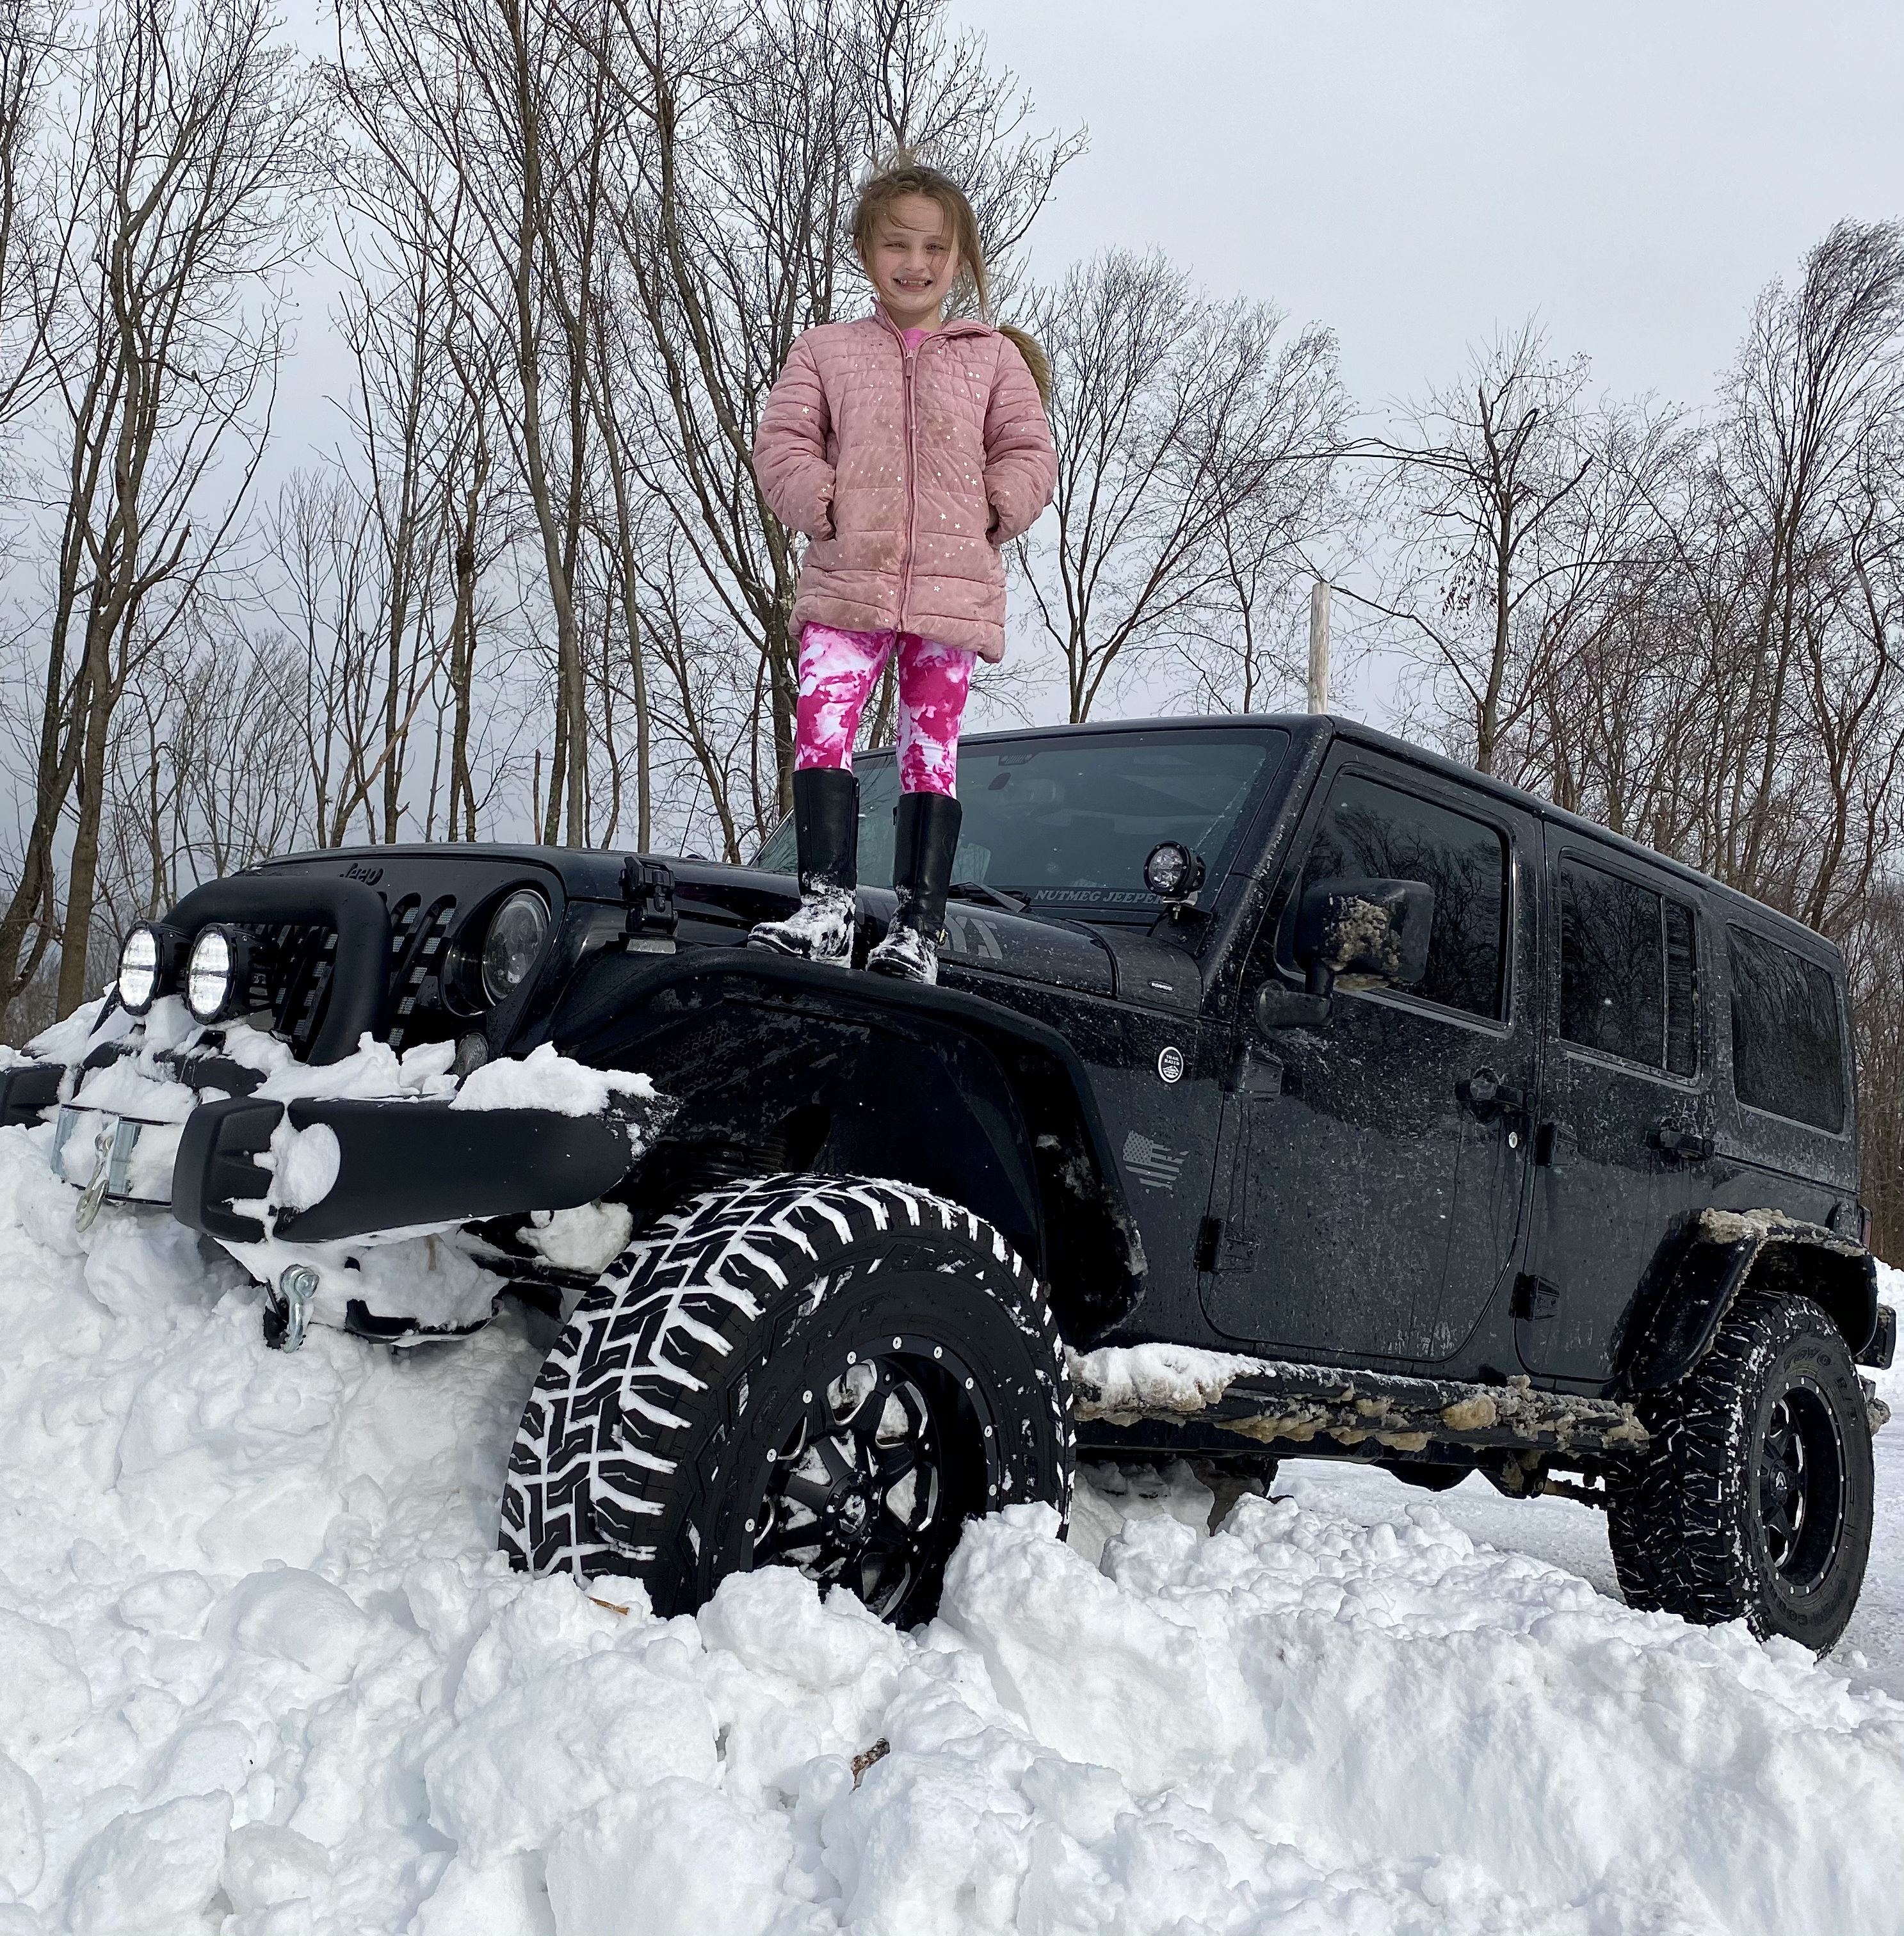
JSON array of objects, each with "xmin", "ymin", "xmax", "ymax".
[
  {"xmin": 1513, "ymin": 1273, "xmax": 1561, "ymax": 1321},
  {"xmin": 1196, "ymin": 1216, "xmax": 1255, "ymax": 1273},
  {"xmin": 1195, "ymin": 1216, "xmax": 1221, "ymax": 1273}
]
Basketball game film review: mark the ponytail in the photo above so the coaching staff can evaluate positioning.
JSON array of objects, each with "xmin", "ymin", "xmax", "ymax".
[{"xmin": 997, "ymin": 325, "xmax": 1053, "ymax": 410}]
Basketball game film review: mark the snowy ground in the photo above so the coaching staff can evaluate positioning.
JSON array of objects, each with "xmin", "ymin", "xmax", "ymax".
[{"xmin": 2, "ymin": 1124, "xmax": 1903, "ymax": 1935}]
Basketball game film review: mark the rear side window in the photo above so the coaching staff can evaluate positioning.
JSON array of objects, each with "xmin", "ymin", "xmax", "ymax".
[
  {"xmin": 1558, "ymin": 857, "xmax": 1698, "ymax": 1075},
  {"xmin": 1295, "ymin": 773, "xmax": 1508, "ymax": 1018},
  {"xmin": 1728, "ymin": 927, "xmax": 1845, "ymax": 1133}
]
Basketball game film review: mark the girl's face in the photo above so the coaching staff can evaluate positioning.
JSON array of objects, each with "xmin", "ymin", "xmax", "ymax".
[{"xmin": 864, "ymin": 193, "xmax": 960, "ymax": 330}]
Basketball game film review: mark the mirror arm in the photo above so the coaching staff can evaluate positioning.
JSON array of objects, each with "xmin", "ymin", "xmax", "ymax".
[{"xmin": 1257, "ymin": 981, "xmax": 1332, "ymax": 1031}]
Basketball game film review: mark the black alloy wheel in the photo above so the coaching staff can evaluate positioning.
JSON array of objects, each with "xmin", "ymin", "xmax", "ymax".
[
  {"xmin": 753, "ymin": 1346, "xmax": 987, "ymax": 1622},
  {"xmin": 1608, "ymin": 1288, "xmax": 1875, "ymax": 1650},
  {"xmin": 501, "ymin": 1175, "xmax": 1073, "ymax": 1622},
  {"xmin": 1756, "ymin": 1382, "xmax": 1846, "ymax": 1592}
]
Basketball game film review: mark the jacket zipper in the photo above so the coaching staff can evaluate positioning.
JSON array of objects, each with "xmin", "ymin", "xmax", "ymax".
[
  {"xmin": 881, "ymin": 312, "xmax": 963, "ymax": 634},
  {"xmin": 897, "ymin": 332, "xmax": 918, "ymax": 633}
]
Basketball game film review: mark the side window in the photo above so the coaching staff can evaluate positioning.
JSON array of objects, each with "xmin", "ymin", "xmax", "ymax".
[
  {"xmin": 1289, "ymin": 773, "xmax": 1508, "ymax": 1018},
  {"xmin": 1728, "ymin": 927, "xmax": 1846, "ymax": 1133},
  {"xmin": 1558, "ymin": 856, "xmax": 1699, "ymax": 1075}
]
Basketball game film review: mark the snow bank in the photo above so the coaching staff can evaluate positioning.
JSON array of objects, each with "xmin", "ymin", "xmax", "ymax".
[{"xmin": 2, "ymin": 1127, "xmax": 1902, "ymax": 1935}]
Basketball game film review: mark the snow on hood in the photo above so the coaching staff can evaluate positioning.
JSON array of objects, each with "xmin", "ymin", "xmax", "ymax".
[{"xmin": 1, "ymin": 1129, "xmax": 1901, "ymax": 1935}]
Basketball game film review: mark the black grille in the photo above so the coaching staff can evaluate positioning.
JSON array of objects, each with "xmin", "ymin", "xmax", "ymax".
[
  {"xmin": 385, "ymin": 894, "xmax": 457, "ymax": 1050},
  {"xmin": 270, "ymin": 923, "xmax": 338, "ymax": 1057},
  {"xmin": 264, "ymin": 891, "xmax": 459, "ymax": 1059}
]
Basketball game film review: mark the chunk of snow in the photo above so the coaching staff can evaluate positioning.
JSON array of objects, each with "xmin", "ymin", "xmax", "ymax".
[
  {"xmin": 450, "ymin": 1041, "xmax": 656, "ymax": 1117},
  {"xmin": 268, "ymin": 1118, "xmax": 341, "ymax": 1213},
  {"xmin": 1065, "ymin": 1340, "xmax": 1266, "ymax": 1414},
  {"xmin": 518, "ymin": 1200, "xmax": 634, "ymax": 1275}
]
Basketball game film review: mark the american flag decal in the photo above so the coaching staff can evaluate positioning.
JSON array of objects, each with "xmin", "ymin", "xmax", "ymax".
[{"xmin": 1122, "ymin": 1129, "xmax": 1186, "ymax": 1192}]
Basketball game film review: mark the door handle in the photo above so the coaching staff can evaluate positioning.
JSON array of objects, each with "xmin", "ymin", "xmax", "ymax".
[
  {"xmin": 1458, "ymin": 1067, "xmax": 1523, "ymax": 1123},
  {"xmin": 1652, "ymin": 1122, "xmax": 1713, "ymax": 1163}
]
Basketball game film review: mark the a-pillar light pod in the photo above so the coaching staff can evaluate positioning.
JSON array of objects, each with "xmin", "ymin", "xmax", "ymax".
[{"xmin": 1143, "ymin": 841, "xmax": 1204, "ymax": 902}]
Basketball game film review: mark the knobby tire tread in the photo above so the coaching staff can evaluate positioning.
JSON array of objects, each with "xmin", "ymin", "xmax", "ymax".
[
  {"xmin": 1607, "ymin": 1288, "xmax": 1871, "ymax": 1645},
  {"xmin": 499, "ymin": 1174, "xmax": 1074, "ymax": 1617}
]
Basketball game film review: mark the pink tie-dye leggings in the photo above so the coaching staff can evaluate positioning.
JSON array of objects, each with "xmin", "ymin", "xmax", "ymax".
[{"xmin": 793, "ymin": 623, "xmax": 975, "ymax": 796}]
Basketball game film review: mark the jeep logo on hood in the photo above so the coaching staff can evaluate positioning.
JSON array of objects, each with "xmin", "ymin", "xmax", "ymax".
[{"xmin": 343, "ymin": 862, "xmax": 384, "ymax": 886}]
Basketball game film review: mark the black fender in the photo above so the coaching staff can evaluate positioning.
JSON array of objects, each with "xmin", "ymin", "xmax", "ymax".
[
  {"xmin": 1618, "ymin": 1208, "xmax": 1880, "ymax": 1392},
  {"xmin": 547, "ymin": 949, "xmax": 1148, "ymax": 1343}
]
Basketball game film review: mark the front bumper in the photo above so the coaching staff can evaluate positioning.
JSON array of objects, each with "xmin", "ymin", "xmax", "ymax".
[
  {"xmin": 173, "ymin": 1093, "xmax": 641, "ymax": 1243},
  {"xmin": 4, "ymin": 1049, "xmax": 666, "ymax": 1246}
]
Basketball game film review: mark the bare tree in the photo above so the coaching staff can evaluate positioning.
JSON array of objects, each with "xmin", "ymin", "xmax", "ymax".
[
  {"xmin": 0, "ymin": 1, "xmax": 74, "ymax": 1022},
  {"xmin": 0, "ymin": 0, "xmax": 315, "ymax": 1026},
  {"xmin": 1018, "ymin": 250, "xmax": 1342, "ymax": 722},
  {"xmin": 1357, "ymin": 325, "xmax": 1618, "ymax": 775},
  {"xmin": 1391, "ymin": 232, "xmax": 1904, "ymax": 1254},
  {"xmin": 0, "ymin": 0, "xmax": 67, "ymax": 448}
]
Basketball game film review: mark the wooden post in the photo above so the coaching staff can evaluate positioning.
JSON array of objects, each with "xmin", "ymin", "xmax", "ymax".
[{"xmin": 1307, "ymin": 579, "xmax": 1332, "ymax": 714}]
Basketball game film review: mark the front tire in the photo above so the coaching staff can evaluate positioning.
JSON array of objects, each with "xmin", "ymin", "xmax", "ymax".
[
  {"xmin": 500, "ymin": 1175, "xmax": 1074, "ymax": 1623},
  {"xmin": 1608, "ymin": 1289, "xmax": 1874, "ymax": 1650}
]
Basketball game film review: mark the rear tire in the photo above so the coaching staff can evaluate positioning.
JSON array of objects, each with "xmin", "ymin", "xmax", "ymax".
[
  {"xmin": 500, "ymin": 1175, "xmax": 1074, "ymax": 1623},
  {"xmin": 1608, "ymin": 1289, "xmax": 1873, "ymax": 1650}
]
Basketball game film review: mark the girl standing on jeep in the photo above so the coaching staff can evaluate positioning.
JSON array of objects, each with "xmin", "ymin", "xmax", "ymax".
[{"xmin": 747, "ymin": 159, "xmax": 1058, "ymax": 985}]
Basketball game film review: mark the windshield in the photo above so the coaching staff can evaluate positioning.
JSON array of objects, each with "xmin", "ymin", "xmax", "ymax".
[{"xmin": 755, "ymin": 728, "xmax": 1287, "ymax": 908}]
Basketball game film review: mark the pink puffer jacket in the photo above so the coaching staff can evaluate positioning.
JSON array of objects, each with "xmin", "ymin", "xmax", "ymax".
[{"xmin": 753, "ymin": 313, "xmax": 1057, "ymax": 663}]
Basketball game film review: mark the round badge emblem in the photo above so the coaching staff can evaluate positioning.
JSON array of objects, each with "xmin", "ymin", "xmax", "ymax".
[{"xmin": 1157, "ymin": 1045, "xmax": 1184, "ymax": 1084}]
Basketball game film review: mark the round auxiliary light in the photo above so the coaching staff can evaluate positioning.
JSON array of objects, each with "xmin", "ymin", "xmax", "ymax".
[
  {"xmin": 480, "ymin": 889, "xmax": 551, "ymax": 1006},
  {"xmin": 117, "ymin": 924, "xmax": 163, "ymax": 1014},
  {"xmin": 186, "ymin": 925, "xmax": 244, "ymax": 1024},
  {"xmin": 1143, "ymin": 841, "xmax": 1205, "ymax": 901}
]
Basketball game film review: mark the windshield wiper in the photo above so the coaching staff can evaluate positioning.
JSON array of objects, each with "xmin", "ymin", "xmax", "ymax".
[{"xmin": 948, "ymin": 881, "xmax": 1028, "ymax": 915}]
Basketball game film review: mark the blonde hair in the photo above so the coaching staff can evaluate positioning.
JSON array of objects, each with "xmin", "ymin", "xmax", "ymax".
[{"xmin": 851, "ymin": 158, "xmax": 1052, "ymax": 407}]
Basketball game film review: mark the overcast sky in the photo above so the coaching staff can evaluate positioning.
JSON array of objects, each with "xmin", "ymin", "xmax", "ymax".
[{"xmin": 956, "ymin": 0, "xmax": 1904, "ymax": 417}]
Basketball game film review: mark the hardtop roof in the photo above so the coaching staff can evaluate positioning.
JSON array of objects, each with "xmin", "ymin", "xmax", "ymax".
[{"xmin": 930, "ymin": 711, "xmax": 1843, "ymax": 964}]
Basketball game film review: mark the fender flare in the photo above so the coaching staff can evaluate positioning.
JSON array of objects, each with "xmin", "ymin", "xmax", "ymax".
[
  {"xmin": 1618, "ymin": 1207, "xmax": 1878, "ymax": 1392},
  {"xmin": 545, "ymin": 949, "xmax": 1149, "ymax": 1342}
]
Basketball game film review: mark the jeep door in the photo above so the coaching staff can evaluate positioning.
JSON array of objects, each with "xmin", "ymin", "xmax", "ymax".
[
  {"xmin": 1201, "ymin": 755, "xmax": 1538, "ymax": 1364},
  {"xmin": 1518, "ymin": 835, "xmax": 1714, "ymax": 1382}
]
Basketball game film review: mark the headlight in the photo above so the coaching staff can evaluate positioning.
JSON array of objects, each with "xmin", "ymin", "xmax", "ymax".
[
  {"xmin": 117, "ymin": 923, "xmax": 172, "ymax": 1013},
  {"xmin": 186, "ymin": 924, "xmax": 250, "ymax": 1023},
  {"xmin": 480, "ymin": 889, "xmax": 550, "ymax": 1006}
]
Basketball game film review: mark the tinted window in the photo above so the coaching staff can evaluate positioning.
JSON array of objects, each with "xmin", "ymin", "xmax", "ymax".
[
  {"xmin": 1558, "ymin": 857, "xmax": 1699, "ymax": 1075},
  {"xmin": 1665, "ymin": 903, "xmax": 1697, "ymax": 1077},
  {"xmin": 1729, "ymin": 927, "xmax": 1845, "ymax": 1133},
  {"xmin": 1293, "ymin": 774, "xmax": 1508, "ymax": 1018},
  {"xmin": 755, "ymin": 730, "xmax": 1284, "ymax": 908}
]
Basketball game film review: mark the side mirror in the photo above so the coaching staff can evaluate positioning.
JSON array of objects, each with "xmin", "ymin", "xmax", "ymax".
[{"xmin": 1293, "ymin": 875, "xmax": 1433, "ymax": 997}]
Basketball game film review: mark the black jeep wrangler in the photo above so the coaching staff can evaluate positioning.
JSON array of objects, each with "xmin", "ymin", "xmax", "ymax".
[{"xmin": 5, "ymin": 716, "xmax": 1892, "ymax": 1648}]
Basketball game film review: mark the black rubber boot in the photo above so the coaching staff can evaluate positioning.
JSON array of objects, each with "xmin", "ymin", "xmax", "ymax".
[
  {"xmin": 748, "ymin": 768, "xmax": 859, "ymax": 967},
  {"xmin": 867, "ymin": 791, "xmax": 962, "ymax": 985}
]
